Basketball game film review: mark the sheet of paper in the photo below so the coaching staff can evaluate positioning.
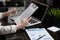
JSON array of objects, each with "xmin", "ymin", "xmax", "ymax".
[
  {"xmin": 25, "ymin": 28, "xmax": 54, "ymax": 40},
  {"xmin": 11, "ymin": 3, "xmax": 38, "ymax": 24},
  {"xmin": 47, "ymin": 26, "xmax": 60, "ymax": 32},
  {"xmin": 8, "ymin": 7, "xmax": 25, "ymax": 23}
]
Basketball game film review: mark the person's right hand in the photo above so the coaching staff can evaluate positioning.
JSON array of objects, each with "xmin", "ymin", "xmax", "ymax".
[
  {"xmin": 2, "ymin": 8, "xmax": 16, "ymax": 17},
  {"xmin": 16, "ymin": 17, "xmax": 31, "ymax": 30},
  {"xmin": 7, "ymin": 8, "xmax": 16, "ymax": 16}
]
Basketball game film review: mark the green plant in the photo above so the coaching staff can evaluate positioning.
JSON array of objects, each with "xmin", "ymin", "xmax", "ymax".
[{"xmin": 48, "ymin": 8, "xmax": 60, "ymax": 18}]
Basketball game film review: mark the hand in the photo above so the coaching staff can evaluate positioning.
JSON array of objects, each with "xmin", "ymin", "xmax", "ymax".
[
  {"xmin": 16, "ymin": 17, "xmax": 31, "ymax": 30},
  {"xmin": 2, "ymin": 8, "xmax": 16, "ymax": 17},
  {"xmin": 7, "ymin": 8, "xmax": 16, "ymax": 16}
]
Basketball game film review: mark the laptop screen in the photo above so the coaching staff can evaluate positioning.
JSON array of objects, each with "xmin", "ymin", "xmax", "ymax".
[{"xmin": 31, "ymin": 1, "xmax": 49, "ymax": 22}]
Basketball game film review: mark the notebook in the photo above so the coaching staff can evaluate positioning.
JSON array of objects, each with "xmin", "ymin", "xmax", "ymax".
[
  {"xmin": 25, "ymin": 28, "xmax": 54, "ymax": 40},
  {"xmin": 11, "ymin": 0, "xmax": 49, "ymax": 27}
]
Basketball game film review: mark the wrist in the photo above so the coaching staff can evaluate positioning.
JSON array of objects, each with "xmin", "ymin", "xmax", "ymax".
[
  {"xmin": 16, "ymin": 23, "xmax": 23, "ymax": 30},
  {"xmin": 6, "ymin": 11, "xmax": 11, "ymax": 16},
  {"xmin": 3, "ymin": 12, "xmax": 8, "ymax": 17}
]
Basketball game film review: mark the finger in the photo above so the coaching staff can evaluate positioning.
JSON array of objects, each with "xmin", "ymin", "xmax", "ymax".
[
  {"xmin": 22, "ymin": 18, "xmax": 27, "ymax": 22},
  {"xmin": 28, "ymin": 17, "xmax": 31, "ymax": 21}
]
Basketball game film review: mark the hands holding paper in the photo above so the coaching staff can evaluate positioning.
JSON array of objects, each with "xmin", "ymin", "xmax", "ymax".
[
  {"xmin": 2, "ymin": 7, "xmax": 31, "ymax": 30},
  {"xmin": 16, "ymin": 17, "xmax": 31, "ymax": 30},
  {"xmin": 0, "ymin": 3, "xmax": 36, "ymax": 35}
]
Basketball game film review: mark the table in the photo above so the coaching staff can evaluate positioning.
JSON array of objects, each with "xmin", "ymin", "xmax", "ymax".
[
  {"xmin": 5, "ymin": 29, "xmax": 30, "ymax": 40},
  {"xmin": 1, "ymin": 23, "xmax": 60, "ymax": 40}
]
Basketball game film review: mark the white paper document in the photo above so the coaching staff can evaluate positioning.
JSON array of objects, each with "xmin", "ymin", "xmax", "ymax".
[
  {"xmin": 25, "ymin": 28, "xmax": 54, "ymax": 40},
  {"xmin": 47, "ymin": 26, "xmax": 60, "ymax": 32},
  {"xmin": 11, "ymin": 3, "xmax": 38, "ymax": 24}
]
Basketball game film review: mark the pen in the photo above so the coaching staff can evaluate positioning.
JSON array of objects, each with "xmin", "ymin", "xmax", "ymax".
[
  {"xmin": 10, "ymin": 19, "xmax": 14, "ymax": 21},
  {"xmin": 37, "ymin": 35, "xmax": 46, "ymax": 40}
]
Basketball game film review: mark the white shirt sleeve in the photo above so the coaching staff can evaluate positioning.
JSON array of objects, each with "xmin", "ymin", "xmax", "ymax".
[
  {"xmin": 0, "ymin": 13, "xmax": 3, "ymax": 19},
  {"xmin": 0, "ymin": 0, "xmax": 5, "ymax": 1},
  {"xmin": 0, "ymin": 25, "xmax": 17, "ymax": 35}
]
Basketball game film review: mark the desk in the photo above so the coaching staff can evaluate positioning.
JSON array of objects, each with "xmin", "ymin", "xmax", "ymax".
[
  {"xmin": 47, "ymin": 29, "xmax": 60, "ymax": 40},
  {"xmin": 1, "ymin": 23, "xmax": 60, "ymax": 40},
  {"xmin": 5, "ymin": 29, "xmax": 30, "ymax": 40}
]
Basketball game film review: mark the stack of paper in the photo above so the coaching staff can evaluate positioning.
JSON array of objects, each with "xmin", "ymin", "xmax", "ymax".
[
  {"xmin": 25, "ymin": 28, "xmax": 54, "ymax": 40},
  {"xmin": 47, "ymin": 26, "xmax": 60, "ymax": 32}
]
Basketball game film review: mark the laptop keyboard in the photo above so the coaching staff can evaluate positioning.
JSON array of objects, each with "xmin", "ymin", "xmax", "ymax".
[{"xmin": 29, "ymin": 19, "xmax": 37, "ymax": 24}]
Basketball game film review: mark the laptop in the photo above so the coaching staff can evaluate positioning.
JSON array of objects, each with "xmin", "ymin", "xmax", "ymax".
[
  {"xmin": 26, "ymin": 0, "xmax": 49, "ymax": 26},
  {"xmin": 11, "ymin": 0, "xmax": 49, "ymax": 27}
]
